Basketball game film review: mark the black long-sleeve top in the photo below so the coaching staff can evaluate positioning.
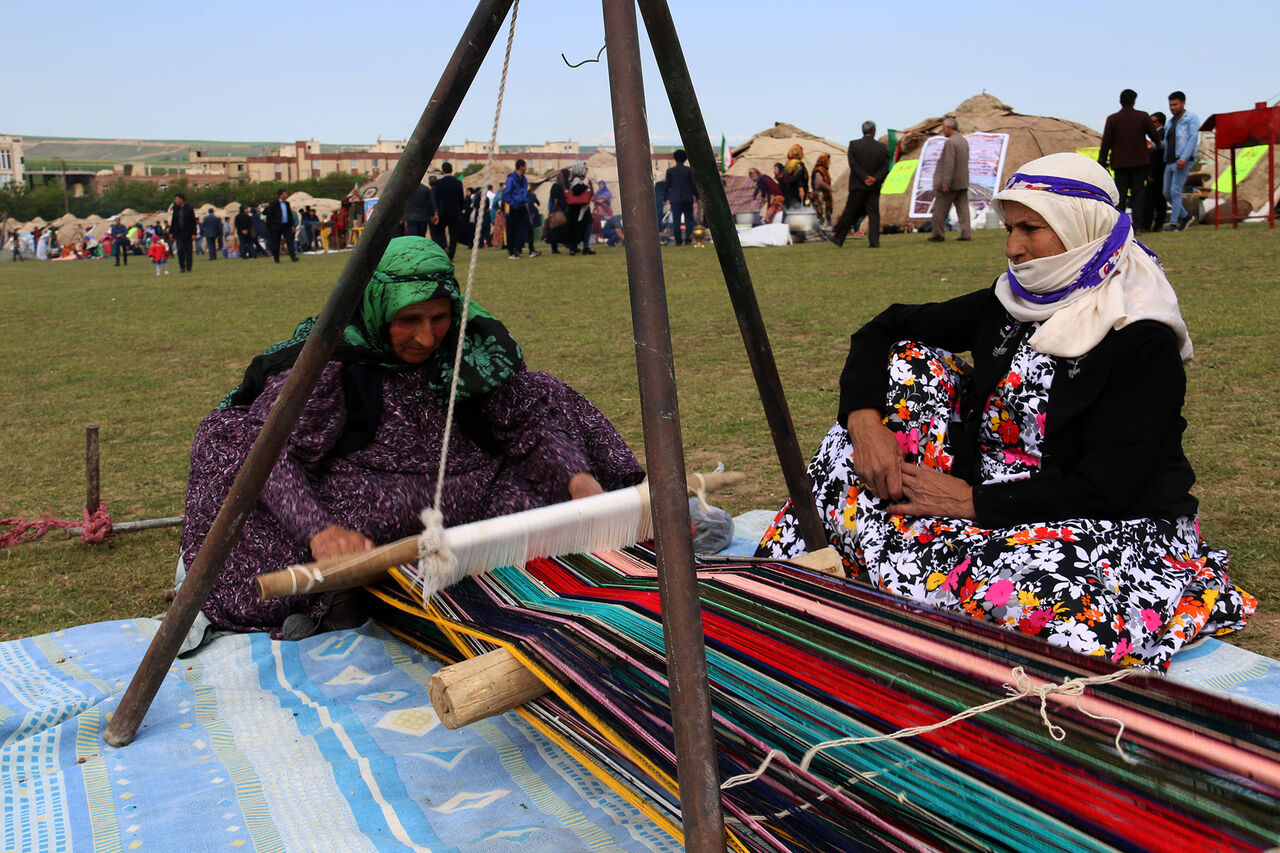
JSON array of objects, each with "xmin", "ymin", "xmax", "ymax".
[{"xmin": 837, "ymin": 286, "xmax": 1197, "ymax": 528}]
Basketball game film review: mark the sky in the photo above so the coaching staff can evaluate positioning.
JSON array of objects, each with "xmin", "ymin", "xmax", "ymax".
[{"xmin": 8, "ymin": 0, "xmax": 1279, "ymax": 150}]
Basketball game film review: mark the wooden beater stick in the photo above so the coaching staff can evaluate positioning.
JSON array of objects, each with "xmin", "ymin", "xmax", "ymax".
[{"xmin": 255, "ymin": 471, "xmax": 743, "ymax": 601}]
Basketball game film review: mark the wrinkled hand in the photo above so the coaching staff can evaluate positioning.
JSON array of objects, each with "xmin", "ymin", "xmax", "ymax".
[
  {"xmin": 568, "ymin": 472, "xmax": 605, "ymax": 500},
  {"xmin": 886, "ymin": 464, "xmax": 975, "ymax": 520},
  {"xmin": 847, "ymin": 409, "xmax": 904, "ymax": 501},
  {"xmin": 309, "ymin": 525, "xmax": 374, "ymax": 561}
]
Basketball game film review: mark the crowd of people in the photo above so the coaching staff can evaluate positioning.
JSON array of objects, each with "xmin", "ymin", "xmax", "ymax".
[{"xmin": 5, "ymin": 192, "xmax": 352, "ymax": 268}]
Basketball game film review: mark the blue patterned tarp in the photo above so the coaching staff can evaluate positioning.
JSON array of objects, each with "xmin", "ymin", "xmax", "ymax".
[{"xmin": 0, "ymin": 619, "xmax": 679, "ymax": 853}]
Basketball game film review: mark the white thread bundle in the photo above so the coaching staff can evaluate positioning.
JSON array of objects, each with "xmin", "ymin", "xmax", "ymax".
[{"xmin": 413, "ymin": 483, "xmax": 653, "ymax": 600}]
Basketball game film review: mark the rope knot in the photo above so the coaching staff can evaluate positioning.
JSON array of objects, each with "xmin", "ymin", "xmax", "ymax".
[
  {"xmin": 416, "ymin": 508, "xmax": 455, "ymax": 600},
  {"xmin": 81, "ymin": 503, "xmax": 114, "ymax": 543}
]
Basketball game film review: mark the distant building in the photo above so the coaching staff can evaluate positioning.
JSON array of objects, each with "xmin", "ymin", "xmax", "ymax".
[
  {"xmin": 367, "ymin": 138, "xmax": 407, "ymax": 154},
  {"xmin": 187, "ymin": 148, "xmax": 249, "ymax": 178},
  {"xmin": 0, "ymin": 135, "xmax": 24, "ymax": 188}
]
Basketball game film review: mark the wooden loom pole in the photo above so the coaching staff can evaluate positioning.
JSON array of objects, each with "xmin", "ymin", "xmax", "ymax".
[
  {"xmin": 603, "ymin": 0, "xmax": 727, "ymax": 848},
  {"xmin": 103, "ymin": 0, "xmax": 517, "ymax": 748},
  {"xmin": 637, "ymin": 0, "xmax": 827, "ymax": 554}
]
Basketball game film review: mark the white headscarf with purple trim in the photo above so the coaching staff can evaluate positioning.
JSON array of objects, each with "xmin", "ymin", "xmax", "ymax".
[{"xmin": 991, "ymin": 153, "xmax": 1192, "ymax": 363}]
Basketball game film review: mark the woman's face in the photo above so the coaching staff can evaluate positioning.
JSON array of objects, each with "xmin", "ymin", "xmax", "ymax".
[
  {"xmin": 1003, "ymin": 201, "xmax": 1067, "ymax": 264},
  {"xmin": 388, "ymin": 297, "xmax": 452, "ymax": 364}
]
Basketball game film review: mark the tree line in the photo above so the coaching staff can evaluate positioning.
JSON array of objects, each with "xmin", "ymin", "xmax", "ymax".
[{"xmin": 1, "ymin": 172, "xmax": 370, "ymax": 223}]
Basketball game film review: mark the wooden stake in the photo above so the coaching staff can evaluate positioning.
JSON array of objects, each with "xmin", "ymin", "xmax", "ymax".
[
  {"xmin": 429, "ymin": 647, "xmax": 550, "ymax": 729},
  {"xmin": 85, "ymin": 424, "xmax": 99, "ymax": 513}
]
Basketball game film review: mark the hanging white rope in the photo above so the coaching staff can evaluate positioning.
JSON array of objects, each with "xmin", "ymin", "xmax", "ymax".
[
  {"xmin": 417, "ymin": 0, "xmax": 520, "ymax": 594},
  {"xmin": 434, "ymin": 0, "xmax": 520, "ymax": 515}
]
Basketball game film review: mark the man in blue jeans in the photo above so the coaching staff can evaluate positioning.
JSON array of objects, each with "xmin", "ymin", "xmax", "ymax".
[
  {"xmin": 503, "ymin": 159, "xmax": 540, "ymax": 258},
  {"xmin": 1162, "ymin": 91, "xmax": 1200, "ymax": 231},
  {"xmin": 109, "ymin": 218, "xmax": 129, "ymax": 266}
]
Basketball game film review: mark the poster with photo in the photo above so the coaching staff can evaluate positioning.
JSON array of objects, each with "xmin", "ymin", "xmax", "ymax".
[{"xmin": 909, "ymin": 132, "xmax": 1010, "ymax": 220}]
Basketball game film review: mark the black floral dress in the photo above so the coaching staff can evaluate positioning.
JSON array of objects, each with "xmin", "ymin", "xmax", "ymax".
[{"xmin": 757, "ymin": 333, "xmax": 1255, "ymax": 671}]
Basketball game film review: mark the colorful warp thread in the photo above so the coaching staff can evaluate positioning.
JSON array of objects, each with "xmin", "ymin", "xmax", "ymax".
[{"xmin": 366, "ymin": 547, "xmax": 1280, "ymax": 853}]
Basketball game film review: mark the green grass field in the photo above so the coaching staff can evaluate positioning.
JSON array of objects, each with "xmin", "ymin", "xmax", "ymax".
[{"xmin": 1, "ymin": 225, "xmax": 1277, "ymax": 657}]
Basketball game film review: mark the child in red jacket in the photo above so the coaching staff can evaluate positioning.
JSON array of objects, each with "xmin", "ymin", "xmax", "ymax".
[{"xmin": 149, "ymin": 238, "xmax": 169, "ymax": 275}]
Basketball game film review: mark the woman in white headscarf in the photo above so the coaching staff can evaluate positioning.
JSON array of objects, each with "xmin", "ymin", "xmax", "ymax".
[{"xmin": 758, "ymin": 153, "xmax": 1254, "ymax": 670}]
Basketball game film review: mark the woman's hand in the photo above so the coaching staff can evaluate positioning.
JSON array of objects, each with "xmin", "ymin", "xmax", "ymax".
[
  {"xmin": 847, "ymin": 409, "xmax": 905, "ymax": 500},
  {"xmin": 309, "ymin": 525, "xmax": 374, "ymax": 561},
  {"xmin": 568, "ymin": 472, "xmax": 605, "ymax": 500},
  {"xmin": 887, "ymin": 464, "xmax": 976, "ymax": 520}
]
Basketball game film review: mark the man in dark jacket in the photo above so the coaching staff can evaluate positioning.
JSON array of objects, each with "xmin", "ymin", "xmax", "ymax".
[
  {"xmin": 832, "ymin": 121, "xmax": 891, "ymax": 248},
  {"xmin": 405, "ymin": 181, "xmax": 436, "ymax": 240},
  {"xmin": 109, "ymin": 218, "xmax": 129, "ymax": 266},
  {"xmin": 1098, "ymin": 89, "xmax": 1159, "ymax": 220},
  {"xmin": 664, "ymin": 149, "xmax": 698, "ymax": 246},
  {"xmin": 1139, "ymin": 112, "xmax": 1168, "ymax": 233},
  {"xmin": 503, "ymin": 159, "xmax": 539, "ymax": 258},
  {"xmin": 430, "ymin": 162, "xmax": 466, "ymax": 259},
  {"xmin": 170, "ymin": 194, "xmax": 197, "ymax": 272},
  {"xmin": 264, "ymin": 189, "xmax": 298, "ymax": 262},
  {"xmin": 233, "ymin": 206, "xmax": 255, "ymax": 258},
  {"xmin": 200, "ymin": 207, "xmax": 222, "ymax": 261}
]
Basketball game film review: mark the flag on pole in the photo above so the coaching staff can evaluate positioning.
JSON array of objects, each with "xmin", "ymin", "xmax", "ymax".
[
  {"xmin": 720, "ymin": 135, "xmax": 734, "ymax": 172},
  {"xmin": 887, "ymin": 129, "xmax": 900, "ymax": 163}
]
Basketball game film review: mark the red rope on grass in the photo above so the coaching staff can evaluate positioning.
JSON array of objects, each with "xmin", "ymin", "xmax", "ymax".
[{"xmin": 0, "ymin": 503, "xmax": 114, "ymax": 548}]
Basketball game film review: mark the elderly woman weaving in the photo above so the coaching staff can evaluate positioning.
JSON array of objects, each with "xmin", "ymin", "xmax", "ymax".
[
  {"xmin": 181, "ymin": 237, "xmax": 644, "ymax": 642},
  {"xmin": 758, "ymin": 153, "xmax": 1254, "ymax": 670}
]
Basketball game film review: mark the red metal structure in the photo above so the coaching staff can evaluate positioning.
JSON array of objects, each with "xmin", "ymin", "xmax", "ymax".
[{"xmin": 1202, "ymin": 101, "xmax": 1279, "ymax": 229}]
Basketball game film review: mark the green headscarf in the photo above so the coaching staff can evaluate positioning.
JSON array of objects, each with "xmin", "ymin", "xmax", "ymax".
[{"xmin": 220, "ymin": 236, "xmax": 522, "ymax": 409}]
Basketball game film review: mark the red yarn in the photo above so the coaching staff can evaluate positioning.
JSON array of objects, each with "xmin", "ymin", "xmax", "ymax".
[
  {"xmin": 0, "ymin": 504, "xmax": 114, "ymax": 548},
  {"xmin": 80, "ymin": 503, "xmax": 114, "ymax": 543}
]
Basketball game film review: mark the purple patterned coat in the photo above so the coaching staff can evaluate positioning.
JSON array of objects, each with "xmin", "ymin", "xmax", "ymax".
[{"xmin": 180, "ymin": 363, "xmax": 644, "ymax": 636}]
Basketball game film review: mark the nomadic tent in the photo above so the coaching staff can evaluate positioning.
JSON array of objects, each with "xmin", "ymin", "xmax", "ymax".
[
  {"xmin": 851, "ymin": 94, "xmax": 1102, "ymax": 230},
  {"xmin": 56, "ymin": 218, "xmax": 85, "ymax": 245}
]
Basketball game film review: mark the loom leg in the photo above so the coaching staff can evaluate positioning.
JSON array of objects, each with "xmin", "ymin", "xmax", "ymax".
[
  {"xmin": 604, "ymin": 0, "xmax": 727, "ymax": 848},
  {"xmin": 102, "ymin": 0, "xmax": 518, "ymax": 748},
  {"xmin": 637, "ymin": 0, "xmax": 827, "ymax": 553}
]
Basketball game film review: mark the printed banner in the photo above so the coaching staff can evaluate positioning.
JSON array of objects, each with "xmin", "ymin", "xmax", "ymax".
[
  {"xmin": 1214, "ymin": 145, "xmax": 1269, "ymax": 192},
  {"xmin": 909, "ymin": 132, "xmax": 1010, "ymax": 219},
  {"xmin": 881, "ymin": 159, "xmax": 918, "ymax": 195}
]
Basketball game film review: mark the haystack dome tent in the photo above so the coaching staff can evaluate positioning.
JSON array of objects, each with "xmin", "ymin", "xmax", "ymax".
[
  {"xmin": 725, "ymin": 122, "xmax": 849, "ymax": 186},
  {"xmin": 840, "ymin": 94, "xmax": 1102, "ymax": 230}
]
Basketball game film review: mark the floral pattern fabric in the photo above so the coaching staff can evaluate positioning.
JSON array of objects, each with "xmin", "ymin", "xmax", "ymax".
[{"xmin": 758, "ymin": 336, "xmax": 1255, "ymax": 670}]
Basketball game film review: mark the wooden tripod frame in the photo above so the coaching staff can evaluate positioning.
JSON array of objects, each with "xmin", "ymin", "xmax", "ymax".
[{"xmin": 102, "ymin": 1, "xmax": 826, "ymax": 848}]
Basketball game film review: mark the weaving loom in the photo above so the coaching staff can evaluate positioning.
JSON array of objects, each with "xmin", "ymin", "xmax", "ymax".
[
  {"xmin": 363, "ymin": 548, "xmax": 1280, "ymax": 853},
  {"xmin": 103, "ymin": 4, "xmax": 1278, "ymax": 850}
]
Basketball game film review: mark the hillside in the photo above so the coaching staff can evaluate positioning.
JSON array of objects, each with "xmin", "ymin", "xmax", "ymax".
[{"xmin": 18, "ymin": 136, "xmax": 372, "ymax": 172}]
